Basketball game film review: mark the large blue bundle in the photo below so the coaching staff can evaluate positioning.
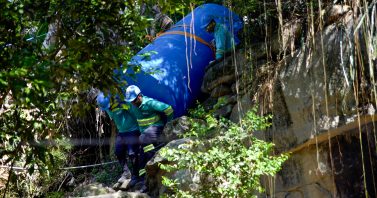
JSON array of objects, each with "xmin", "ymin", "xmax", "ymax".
[{"xmin": 123, "ymin": 3, "xmax": 242, "ymax": 117}]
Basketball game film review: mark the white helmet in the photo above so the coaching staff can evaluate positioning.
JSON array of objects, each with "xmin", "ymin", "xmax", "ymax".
[{"xmin": 125, "ymin": 85, "xmax": 141, "ymax": 102}]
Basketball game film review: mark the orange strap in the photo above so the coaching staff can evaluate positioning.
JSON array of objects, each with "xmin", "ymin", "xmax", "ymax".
[{"xmin": 157, "ymin": 31, "xmax": 215, "ymax": 58}]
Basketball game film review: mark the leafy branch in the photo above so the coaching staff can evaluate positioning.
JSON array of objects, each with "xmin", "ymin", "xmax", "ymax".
[{"xmin": 159, "ymin": 106, "xmax": 289, "ymax": 197}]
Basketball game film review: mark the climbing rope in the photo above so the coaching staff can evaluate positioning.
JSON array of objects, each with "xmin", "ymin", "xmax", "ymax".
[{"xmin": 0, "ymin": 160, "xmax": 118, "ymax": 172}]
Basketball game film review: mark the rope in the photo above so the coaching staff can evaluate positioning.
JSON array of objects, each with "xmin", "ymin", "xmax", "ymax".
[
  {"xmin": 0, "ymin": 143, "xmax": 167, "ymax": 173},
  {"xmin": 157, "ymin": 31, "xmax": 215, "ymax": 58},
  {"xmin": 0, "ymin": 161, "xmax": 118, "ymax": 171},
  {"xmin": 59, "ymin": 161, "xmax": 117, "ymax": 170},
  {"xmin": 0, "ymin": 143, "xmax": 167, "ymax": 171}
]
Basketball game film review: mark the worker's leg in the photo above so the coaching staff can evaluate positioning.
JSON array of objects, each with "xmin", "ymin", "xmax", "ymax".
[
  {"xmin": 137, "ymin": 126, "xmax": 164, "ymax": 192},
  {"xmin": 115, "ymin": 133, "xmax": 127, "ymax": 168},
  {"xmin": 115, "ymin": 133, "xmax": 131, "ymax": 182},
  {"xmin": 123, "ymin": 130, "xmax": 141, "ymax": 179}
]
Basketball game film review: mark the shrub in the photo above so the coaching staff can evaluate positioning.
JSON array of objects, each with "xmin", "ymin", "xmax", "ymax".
[
  {"xmin": 159, "ymin": 106, "xmax": 289, "ymax": 197},
  {"xmin": 91, "ymin": 163, "xmax": 122, "ymax": 185},
  {"xmin": 0, "ymin": 137, "xmax": 72, "ymax": 197}
]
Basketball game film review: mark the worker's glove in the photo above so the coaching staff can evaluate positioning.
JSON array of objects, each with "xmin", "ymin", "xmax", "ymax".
[{"xmin": 145, "ymin": 35, "xmax": 154, "ymax": 42}]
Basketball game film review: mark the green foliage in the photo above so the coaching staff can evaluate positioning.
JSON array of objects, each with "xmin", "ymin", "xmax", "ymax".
[
  {"xmin": 0, "ymin": 0, "xmax": 149, "ymax": 195},
  {"xmin": 159, "ymin": 107, "xmax": 289, "ymax": 197},
  {"xmin": 212, "ymin": 96, "xmax": 229, "ymax": 111},
  {"xmin": 45, "ymin": 191, "xmax": 65, "ymax": 198},
  {"xmin": 156, "ymin": 0, "xmax": 204, "ymax": 21},
  {"xmin": 188, "ymin": 103, "xmax": 207, "ymax": 119},
  {"xmin": 91, "ymin": 163, "xmax": 122, "ymax": 185},
  {"xmin": 0, "ymin": 137, "xmax": 72, "ymax": 197}
]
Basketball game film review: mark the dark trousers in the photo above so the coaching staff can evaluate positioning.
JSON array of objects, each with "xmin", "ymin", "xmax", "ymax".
[
  {"xmin": 115, "ymin": 130, "xmax": 141, "ymax": 177},
  {"xmin": 138, "ymin": 126, "xmax": 164, "ymax": 176}
]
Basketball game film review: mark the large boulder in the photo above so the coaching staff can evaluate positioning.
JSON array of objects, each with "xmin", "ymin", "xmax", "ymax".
[
  {"xmin": 270, "ymin": 9, "xmax": 357, "ymax": 150},
  {"xmin": 144, "ymin": 138, "xmax": 194, "ymax": 198},
  {"xmin": 229, "ymin": 92, "xmax": 253, "ymax": 123},
  {"xmin": 71, "ymin": 183, "xmax": 116, "ymax": 197},
  {"xmin": 162, "ymin": 116, "xmax": 205, "ymax": 143},
  {"xmin": 201, "ymin": 52, "xmax": 247, "ymax": 94}
]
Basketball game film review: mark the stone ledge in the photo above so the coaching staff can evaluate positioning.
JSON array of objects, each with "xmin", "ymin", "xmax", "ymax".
[{"xmin": 284, "ymin": 114, "xmax": 377, "ymax": 154}]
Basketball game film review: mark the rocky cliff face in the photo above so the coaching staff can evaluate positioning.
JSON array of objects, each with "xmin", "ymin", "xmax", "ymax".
[
  {"xmin": 146, "ymin": 3, "xmax": 377, "ymax": 197},
  {"xmin": 266, "ymin": 8, "xmax": 377, "ymax": 198}
]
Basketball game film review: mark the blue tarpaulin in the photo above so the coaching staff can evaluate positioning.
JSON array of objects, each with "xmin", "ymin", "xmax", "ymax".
[{"xmin": 120, "ymin": 3, "xmax": 243, "ymax": 117}]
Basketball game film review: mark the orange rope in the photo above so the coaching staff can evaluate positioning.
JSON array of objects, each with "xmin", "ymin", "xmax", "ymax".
[{"xmin": 157, "ymin": 31, "xmax": 215, "ymax": 58}]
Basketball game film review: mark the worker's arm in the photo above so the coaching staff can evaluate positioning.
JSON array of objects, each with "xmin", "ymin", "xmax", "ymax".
[
  {"xmin": 214, "ymin": 24, "xmax": 234, "ymax": 60},
  {"xmin": 214, "ymin": 24, "xmax": 226, "ymax": 59},
  {"xmin": 146, "ymin": 99, "xmax": 174, "ymax": 122}
]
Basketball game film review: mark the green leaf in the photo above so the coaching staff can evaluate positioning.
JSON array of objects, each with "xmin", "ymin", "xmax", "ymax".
[{"xmin": 0, "ymin": 78, "xmax": 8, "ymax": 86}]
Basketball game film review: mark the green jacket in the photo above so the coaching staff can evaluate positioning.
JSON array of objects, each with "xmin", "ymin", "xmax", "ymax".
[
  {"xmin": 132, "ymin": 96, "xmax": 174, "ymax": 132},
  {"xmin": 214, "ymin": 23, "xmax": 235, "ymax": 59},
  {"xmin": 105, "ymin": 103, "xmax": 139, "ymax": 133}
]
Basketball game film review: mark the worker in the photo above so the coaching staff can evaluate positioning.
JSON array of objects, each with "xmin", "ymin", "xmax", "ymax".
[
  {"xmin": 205, "ymin": 19, "xmax": 235, "ymax": 61},
  {"xmin": 125, "ymin": 85, "xmax": 174, "ymax": 192},
  {"xmin": 145, "ymin": 5, "xmax": 173, "ymax": 41},
  {"xmin": 96, "ymin": 92, "xmax": 141, "ymax": 189}
]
